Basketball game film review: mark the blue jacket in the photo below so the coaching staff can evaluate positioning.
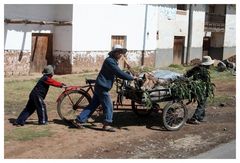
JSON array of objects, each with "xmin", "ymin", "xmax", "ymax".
[{"xmin": 95, "ymin": 55, "xmax": 134, "ymax": 91}]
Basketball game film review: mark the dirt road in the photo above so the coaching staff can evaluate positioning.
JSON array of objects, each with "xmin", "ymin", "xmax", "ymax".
[{"xmin": 4, "ymin": 79, "xmax": 236, "ymax": 159}]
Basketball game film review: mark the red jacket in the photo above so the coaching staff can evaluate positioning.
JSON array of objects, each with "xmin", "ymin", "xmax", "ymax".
[{"xmin": 31, "ymin": 74, "xmax": 63, "ymax": 99}]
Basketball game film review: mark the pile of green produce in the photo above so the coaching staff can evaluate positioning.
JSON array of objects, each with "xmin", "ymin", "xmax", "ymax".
[{"xmin": 169, "ymin": 77, "xmax": 215, "ymax": 102}]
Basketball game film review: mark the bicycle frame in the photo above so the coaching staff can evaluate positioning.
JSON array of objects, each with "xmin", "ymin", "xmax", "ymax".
[
  {"xmin": 56, "ymin": 85, "xmax": 94, "ymax": 103},
  {"xmin": 56, "ymin": 86, "xmax": 81, "ymax": 103}
]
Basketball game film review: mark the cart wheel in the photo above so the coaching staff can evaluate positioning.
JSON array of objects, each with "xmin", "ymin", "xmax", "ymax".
[
  {"xmin": 162, "ymin": 101, "xmax": 188, "ymax": 131},
  {"xmin": 131, "ymin": 100, "xmax": 154, "ymax": 117}
]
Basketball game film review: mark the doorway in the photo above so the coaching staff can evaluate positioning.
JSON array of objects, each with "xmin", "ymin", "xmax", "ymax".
[
  {"xmin": 173, "ymin": 36, "xmax": 185, "ymax": 64},
  {"xmin": 203, "ymin": 36, "xmax": 211, "ymax": 56},
  {"xmin": 30, "ymin": 33, "xmax": 53, "ymax": 73}
]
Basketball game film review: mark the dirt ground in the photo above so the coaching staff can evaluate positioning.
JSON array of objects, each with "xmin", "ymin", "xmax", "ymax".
[{"xmin": 4, "ymin": 79, "xmax": 236, "ymax": 159}]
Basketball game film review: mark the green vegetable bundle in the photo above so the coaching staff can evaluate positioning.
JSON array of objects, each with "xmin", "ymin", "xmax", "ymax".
[{"xmin": 169, "ymin": 77, "xmax": 215, "ymax": 102}]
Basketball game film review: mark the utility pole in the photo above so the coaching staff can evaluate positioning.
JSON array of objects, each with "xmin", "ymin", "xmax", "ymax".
[
  {"xmin": 186, "ymin": 4, "xmax": 193, "ymax": 65},
  {"xmin": 141, "ymin": 4, "xmax": 148, "ymax": 66}
]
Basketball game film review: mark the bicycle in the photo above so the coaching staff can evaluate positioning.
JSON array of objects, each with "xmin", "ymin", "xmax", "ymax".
[
  {"xmin": 56, "ymin": 79, "xmax": 97, "ymax": 122},
  {"xmin": 56, "ymin": 75, "xmax": 188, "ymax": 131}
]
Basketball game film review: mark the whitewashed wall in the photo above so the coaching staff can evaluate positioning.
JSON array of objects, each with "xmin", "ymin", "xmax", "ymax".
[
  {"xmin": 4, "ymin": 5, "xmax": 56, "ymax": 50},
  {"xmin": 72, "ymin": 4, "xmax": 157, "ymax": 51},
  {"xmin": 4, "ymin": 4, "xmax": 73, "ymax": 75},
  {"xmin": 4, "ymin": 4, "xmax": 73, "ymax": 51},
  {"xmin": 157, "ymin": 5, "xmax": 176, "ymax": 49},
  {"xmin": 224, "ymin": 5, "xmax": 236, "ymax": 47},
  {"xmin": 53, "ymin": 5, "xmax": 73, "ymax": 51},
  {"xmin": 223, "ymin": 5, "xmax": 236, "ymax": 59},
  {"xmin": 191, "ymin": 5, "xmax": 205, "ymax": 47}
]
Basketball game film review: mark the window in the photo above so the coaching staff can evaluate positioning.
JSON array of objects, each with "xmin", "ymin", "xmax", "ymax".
[
  {"xmin": 177, "ymin": 4, "xmax": 187, "ymax": 15},
  {"xmin": 111, "ymin": 35, "xmax": 127, "ymax": 49},
  {"xmin": 177, "ymin": 4, "xmax": 187, "ymax": 11},
  {"xmin": 111, "ymin": 35, "xmax": 127, "ymax": 68}
]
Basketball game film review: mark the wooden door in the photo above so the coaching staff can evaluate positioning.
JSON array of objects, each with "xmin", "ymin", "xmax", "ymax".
[
  {"xmin": 30, "ymin": 33, "xmax": 53, "ymax": 73},
  {"xmin": 173, "ymin": 36, "xmax": 185, "ymax": 64}
]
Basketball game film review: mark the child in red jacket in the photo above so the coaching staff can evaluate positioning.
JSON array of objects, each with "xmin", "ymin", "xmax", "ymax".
[{"xmin": 13, "ymin": 65, "xmax": 66, "ymax": 126}]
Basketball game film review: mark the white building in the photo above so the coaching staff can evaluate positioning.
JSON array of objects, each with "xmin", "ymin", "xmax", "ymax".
[{"xmin": 4, "ymin": 4, "xmax": 236, "ymax": 76}]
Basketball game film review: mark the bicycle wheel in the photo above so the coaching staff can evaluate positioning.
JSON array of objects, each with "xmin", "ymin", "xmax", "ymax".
[
  {"xmin": 57, "ymin": 90, "xmax": 91, "ymax": 122},
  {"xmin": 162, "ymin": 101, "xmax": 188, "ymax": 131},
  {"xmin": 131, "ymin": 100, "xmax": 154, "ymax": 117}
]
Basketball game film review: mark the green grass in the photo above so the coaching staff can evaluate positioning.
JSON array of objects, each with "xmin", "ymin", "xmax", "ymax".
[
  {"xmin": 166, "ymin": 64, "xmax": 190, "ymax": 74},
  {"xmin": 209, "ymin": 68, "xmax": 236, "ymax": 81},
  {"xmin": 208, "ymin": 95, "xmax": 235, "ymax": 106},
  {"xmin": 4, "ymin": 73, "xmax": 98, "ymax": 115},
  {"xmin": 4, "ymin": 67, "xmax": 235, "ymax": 115},
  {"xmin": 5, "ymin": 127, "xmax": 53, "ymax": 141}
]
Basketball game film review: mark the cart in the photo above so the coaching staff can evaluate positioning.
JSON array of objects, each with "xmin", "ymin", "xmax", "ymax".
[{"xmin": 56, "ymin": 75, "xmax": 188, "ymax": 131}]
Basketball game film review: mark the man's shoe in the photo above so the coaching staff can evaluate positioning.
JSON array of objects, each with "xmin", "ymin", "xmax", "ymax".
[
  {"xmin": 102, "ymin": 124, "xmax": 116, "ymax": 132},
  {"xmin": 87, "ymin": 117, "xmax": 95, "ymax": 123},
  {"xmin": 71, "ymin": 119, "xmax": 85, "ymax": 129},
  {"xmin": 186, "ymin": 118, "xmax": 200, "ymax": 125}
]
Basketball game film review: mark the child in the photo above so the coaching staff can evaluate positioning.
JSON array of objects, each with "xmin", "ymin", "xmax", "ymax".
[
  {"xmin": 13, "ymin": 65, "xmax": 66, "ymax": 126},
  {"xmin": 185, "ymin": 56, "xmax": 214, "ymax": 125}
]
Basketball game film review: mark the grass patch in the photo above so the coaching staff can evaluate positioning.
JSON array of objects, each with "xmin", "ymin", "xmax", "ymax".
[
  {"xmin": 4, "ymin": 68, "xmax": 235, "ymax": 115},
  {"xmin": 4, "ymin": 73, "xmax": 98, "ymax": 115},
  {"xmin": 166, "ymin": 64, "xmax": 190, "ymax": 74},
  {"xmin": 209, "ymin": 68, "xmax": 236, "ymax": 81},
  {"xmin": 168, "ymin": 64, "xmax": 185, "ymax": 70},
  {"xmin": 208, "ymin": 95, "xmax": 235, "ymax": 106},
  {"xmin": 5, "ymin": 127, "xmax": 53, "ymax": 141}
]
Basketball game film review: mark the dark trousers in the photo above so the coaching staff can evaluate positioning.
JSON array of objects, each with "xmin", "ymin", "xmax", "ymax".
[
  {"xmin": 16, "ymin": 93, "xmax": 48, "ymax": 125},
  {"xmin": 77, "ymin": 85, "xmax": 113, "ymax": 123},
  {"xmin": 192, "ymin": 98, "xmax": 207, "ymax": 121}
]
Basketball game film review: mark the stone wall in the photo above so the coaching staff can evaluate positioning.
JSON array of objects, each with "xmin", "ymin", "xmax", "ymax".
[
  {"xmin": 4, "ymin": 50, "xmax": 157, "ymax": 76},
  {"xmin": 53, "ymin": 50, "xmax": 72, "ymax": 75},
  {"xmin": 72, "ymin": 51, "xmax": 107, "ymax": 73},
  {"xmin": 71, "ymin": 50, "xmax": 156, "ymax": 74},
  {"xmin": 4, "ymin": 50, "xmax": 31, "ymax": 76},
  {"xmin": 125, "ymin": 50, "xmax": 156, "ymax": 68}
]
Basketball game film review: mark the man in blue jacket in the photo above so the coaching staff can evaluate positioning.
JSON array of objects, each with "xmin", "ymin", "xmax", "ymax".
[{"xmin": 73, "ymin": 45, "xmax": 135, "ymax": 132}]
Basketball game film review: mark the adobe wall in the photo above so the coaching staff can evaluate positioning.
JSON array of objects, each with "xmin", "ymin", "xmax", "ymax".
[
  {"xmin": 4, "ymin": 50, "xmax": 31, "ymax": 76},
  {"xmin": 4, "ymin": 49, "xmax": 156, "ymax": 76}
]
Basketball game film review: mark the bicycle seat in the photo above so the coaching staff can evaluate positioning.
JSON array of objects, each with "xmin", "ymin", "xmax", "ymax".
[{"xmin": 86, "ymin": 79, "xmax": 96, "ymax": 84}]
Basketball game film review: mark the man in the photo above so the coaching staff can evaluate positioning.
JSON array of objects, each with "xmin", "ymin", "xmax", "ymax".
[
  {"xmin": 185, "ymin": 56, "xmax": 214, "ymax": 125},
  {"xmin": 72, "ymin": 45, "xmax": 136, "ymax": 132}
]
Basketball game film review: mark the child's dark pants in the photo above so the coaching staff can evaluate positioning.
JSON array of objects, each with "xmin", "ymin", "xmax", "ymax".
[{"xmin": 16, "ymin": 92, "xmax": 48, "ymax": 125}]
